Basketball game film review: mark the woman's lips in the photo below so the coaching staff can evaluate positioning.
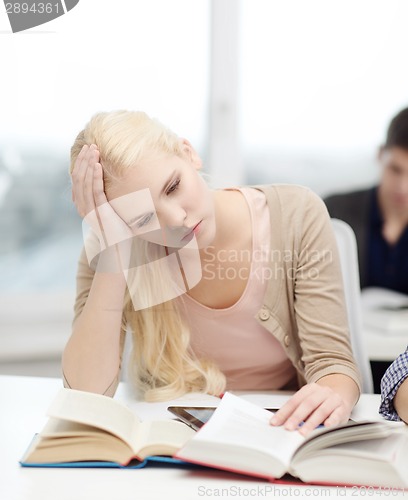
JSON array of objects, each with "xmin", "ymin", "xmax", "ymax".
[
  {"xmin": 192, "ymin": 221, "xmax": 202, "ymax": 235},
  {"xmin": 182, "ymin": 221, "xmax": 202, "ymax": 241}
]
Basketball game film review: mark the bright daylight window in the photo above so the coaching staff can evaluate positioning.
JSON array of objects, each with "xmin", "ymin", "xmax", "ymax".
[
  {"xmin": 0, "ymin": 0, "xmax": 209, "ymax": 375},
  {"xmin": 240, "ymin": 0, "xmax": 408, "ymax": 196}
]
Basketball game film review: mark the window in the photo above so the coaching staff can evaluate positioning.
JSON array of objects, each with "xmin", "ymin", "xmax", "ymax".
[
  {"xmin": 239, "ymin": 0, "xmax": 408, "ymax": 195},
  {"xmin": 0, "ymin": 0, "xmax": 209, "ymax": 375}
]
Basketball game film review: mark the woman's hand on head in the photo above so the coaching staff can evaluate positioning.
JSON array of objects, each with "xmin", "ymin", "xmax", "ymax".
[
  {"xmin": 269, "ymin": 382, "xmax": 355, "ymax": 436},
  {"xmin": 71, "ymin": 144, "xmax": 103, "ymax": 216},
  {"xmin": 71, "ymin": 144, "xmax": 133, "ymax": 270}
]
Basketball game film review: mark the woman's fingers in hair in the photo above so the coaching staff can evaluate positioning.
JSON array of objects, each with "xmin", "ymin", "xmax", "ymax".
[
  {"xmin": 71, "ymin": 144, "xmax": 91, "ymax": 216},
  {"xmin": 71, "ymin": 145, "xmax": 88, "ymax": 210},
  {"xmin": 93, "ymin": 162, "xmax": 107, "ymax": 207},
  {"xmin": 71, "ymin": 144, "xmax": 100, "ymax": 218}
]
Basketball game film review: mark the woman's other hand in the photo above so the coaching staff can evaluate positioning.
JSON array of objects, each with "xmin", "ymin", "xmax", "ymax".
[{"xmin": 270, "ymin": 375, "xmax": 359, "ymax": 436}]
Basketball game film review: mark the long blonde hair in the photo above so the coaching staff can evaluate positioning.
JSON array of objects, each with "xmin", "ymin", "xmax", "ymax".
[{"xmin": 70, "ymin": 110, "xmax": 226, "ymax": 401}]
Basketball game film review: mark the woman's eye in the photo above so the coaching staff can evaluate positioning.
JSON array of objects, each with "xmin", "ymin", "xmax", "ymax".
[{"xmin": 166, "ymin": 179, "xmax": 180, "ymax": 195}]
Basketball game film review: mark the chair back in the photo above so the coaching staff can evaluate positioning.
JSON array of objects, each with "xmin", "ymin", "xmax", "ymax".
[{"xmin": 331, "ymin": 218, "xmax": 374, "ymax": 393}]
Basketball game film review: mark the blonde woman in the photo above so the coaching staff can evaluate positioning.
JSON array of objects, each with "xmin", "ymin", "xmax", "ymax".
[{"xmin": 62, "ymin": 110, "xmax": 361, "ymax": 436}]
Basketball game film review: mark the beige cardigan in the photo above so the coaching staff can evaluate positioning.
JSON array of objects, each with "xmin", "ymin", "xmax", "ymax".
[
  {"xmin": 253, "ymin": 185, "xmax": 361, "ymax": 391},
  {"xmin": 66, "ymin": 184, "xmax": 362, "ymax": 396}
]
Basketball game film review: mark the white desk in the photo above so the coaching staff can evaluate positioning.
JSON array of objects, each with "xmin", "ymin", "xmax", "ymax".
[
  {"xmin": 365, "ymin": 327, "xmax": 407, "ymax": 362},
  {"xmin": 1, "ymin": 375, "xmax": 405, "ymax": 500},
  {"xmin": 362, "ymin": 288, "xmax": 408, "ymax": 362}
]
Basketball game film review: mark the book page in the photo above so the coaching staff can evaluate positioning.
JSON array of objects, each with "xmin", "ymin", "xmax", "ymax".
[
  {"xmin": 292, "ymin": 421, "xmax": 394, "ymax": 462},
  {"xmin": 130, "ymin": 420, "xmax": 196, "ymax": 459},
  {"xmin": 40, "ymin": 417, "xmax": 109, "ymax": 437},
  {"xmin": 23, "ymin": 422, "xmax": 135, "ymax": 465},
  {"xmin": 291, "ymin": 433, "xmax": 408, "ymax": 488},
  {"xmin": 190, "ymin": 392, "xmax": 305, "ymax": 469},
  {"xmin": 46, "ymin": 389, "xmax": 140, "ymax": 449},
  {"xmin": 229, "ymin": 391, "xmax": 291, "ymax": 408}
]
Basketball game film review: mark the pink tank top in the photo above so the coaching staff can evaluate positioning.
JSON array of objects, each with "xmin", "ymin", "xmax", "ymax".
[{"xmin": 180, "ymin": 187, "xmax": 296, "ymax": 390}]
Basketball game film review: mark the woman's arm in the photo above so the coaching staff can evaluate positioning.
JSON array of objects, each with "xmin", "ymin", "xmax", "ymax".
[
  {"xmin": 62, "ymin": 145, "xmax": 131, "ymax": 396},
  {"xmin": 271, "ymin": 188, "xmax": 361, "ymax": 434},
  {"xmin": 62, "ymin": 269, "xmax": 127, "ymax": 395}
]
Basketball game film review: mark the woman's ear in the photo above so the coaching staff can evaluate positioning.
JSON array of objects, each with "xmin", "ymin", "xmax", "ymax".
[{"xmin": 180, "ymin": 138, "xmax": 203, "ymax": 170}]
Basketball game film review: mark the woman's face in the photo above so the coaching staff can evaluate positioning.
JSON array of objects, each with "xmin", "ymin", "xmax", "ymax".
[{"xmin": 105, "ymin": 143, "xmax": 216, "ymax": 249}]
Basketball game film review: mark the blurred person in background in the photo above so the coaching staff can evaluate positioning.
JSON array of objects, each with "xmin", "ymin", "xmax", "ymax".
[{"xmin": 325, "ymin": 107, "xmax": 408, "ymax": 295}]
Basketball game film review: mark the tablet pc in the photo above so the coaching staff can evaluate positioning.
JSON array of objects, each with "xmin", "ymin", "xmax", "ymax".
[{"xmin": 167, "ymin": 405, "xmax": 279, "ymax": 431}]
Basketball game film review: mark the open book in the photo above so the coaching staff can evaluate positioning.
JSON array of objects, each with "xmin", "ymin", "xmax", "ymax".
[
  {"xmin": 20, "ymin": 388, "xmax": 196, "ymax": 468},
  {"xmin": 176, "ymin": 393, "xmax": 408, "ymax": 488}
]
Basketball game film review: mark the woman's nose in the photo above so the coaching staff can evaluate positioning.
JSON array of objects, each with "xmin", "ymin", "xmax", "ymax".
[{"xmin": 161, "ymin": 205, "xmax": 188, "ymax": 228}]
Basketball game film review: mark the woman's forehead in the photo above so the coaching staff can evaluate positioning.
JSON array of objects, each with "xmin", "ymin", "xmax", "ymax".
[
  {"xmin": 109, "ymin": 188, "xmax": 157, "ymax": 217},
  {"xmin": 108, "ymin": 153, "xmax": 186, "ymax": 197}
]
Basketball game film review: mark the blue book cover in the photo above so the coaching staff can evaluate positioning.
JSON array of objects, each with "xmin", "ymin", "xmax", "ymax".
[
  {"xmin": 19, "ymin": 433, "xmax": 204, "ymax": 470},
  {"xmin": 20, "ymin": 453, "xmax": 195, "ymax": 469}
]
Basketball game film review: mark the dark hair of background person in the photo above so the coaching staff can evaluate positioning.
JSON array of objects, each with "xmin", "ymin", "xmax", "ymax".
[{"xmin": 384, "ymin": 107, "xmax": 408, "ymax": 149}]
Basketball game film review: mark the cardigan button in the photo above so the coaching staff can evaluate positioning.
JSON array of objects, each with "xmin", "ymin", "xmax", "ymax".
[
  {"xmin": 284, "ymin": 335, "xmax": 290, "ymax": 347},
  {"xmin": 259, "ymin": 308, "xmax": 270, "ymax": 321}
]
